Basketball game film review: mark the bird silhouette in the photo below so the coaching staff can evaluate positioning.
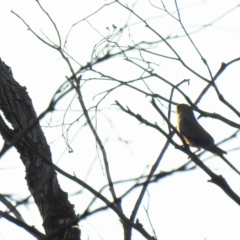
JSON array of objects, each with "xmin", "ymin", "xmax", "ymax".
[{"xmin": 176, "ymin": 104, "xmax": 226, "ymax": 155}]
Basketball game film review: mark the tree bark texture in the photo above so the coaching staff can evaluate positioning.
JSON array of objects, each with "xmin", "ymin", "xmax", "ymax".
[{"xmin": 0, "ymin": 59, "xmax": 80, "ymax": 240}]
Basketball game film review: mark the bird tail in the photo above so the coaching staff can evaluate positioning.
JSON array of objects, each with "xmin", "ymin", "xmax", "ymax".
[
  {"xmin": 208, "ymin": 145, "xmax": 227, "ymax": 156},
  {"xmin": 206, "ymin": 145, "xmax": 240, "ymax": 176}
]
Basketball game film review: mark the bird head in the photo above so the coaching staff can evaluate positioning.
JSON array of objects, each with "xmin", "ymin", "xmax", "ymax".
[{"xmin": 176, "ymin": 104, "xmax": 194, "ymax": 118}]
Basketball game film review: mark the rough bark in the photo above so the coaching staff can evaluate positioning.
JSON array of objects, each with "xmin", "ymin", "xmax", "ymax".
[{"xmin": 0, "ymin": 59, "xmax": 80, "ymax": 240}]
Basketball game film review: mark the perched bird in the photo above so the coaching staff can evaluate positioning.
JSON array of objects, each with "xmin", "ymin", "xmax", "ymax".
[{"xmin": 176, "ymin": 104, "xmax": 226, "ymax": 156}]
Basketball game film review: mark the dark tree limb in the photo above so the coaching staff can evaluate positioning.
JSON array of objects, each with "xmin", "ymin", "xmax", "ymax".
[
  {"xmin": 0, "ymin": 59, "xmax": 80, "ymax": 240},
  {"xmin": 0, "ymin": 210, "xmax": 44, "ymax": 239}
]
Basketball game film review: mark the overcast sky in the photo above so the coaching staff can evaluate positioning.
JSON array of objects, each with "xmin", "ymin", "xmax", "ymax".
[{"xmin": 1, "ymin": 1, "xmax": 240, "ymax": 240}]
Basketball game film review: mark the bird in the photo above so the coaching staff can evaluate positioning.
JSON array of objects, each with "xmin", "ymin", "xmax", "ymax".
[{"xmin": 176, "ymin": 103, "xmax": 226, "ymax": 156}]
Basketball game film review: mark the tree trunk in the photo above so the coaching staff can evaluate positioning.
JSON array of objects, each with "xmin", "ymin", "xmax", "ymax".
[{"xmin": 0, "ymin": 59, "xmax": 80, "ymax": 240}]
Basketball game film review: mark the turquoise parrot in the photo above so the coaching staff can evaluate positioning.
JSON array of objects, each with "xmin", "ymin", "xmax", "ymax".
[{"xmin": 176, "ymin": 104, "xmax": 226, "ymax": 155}]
